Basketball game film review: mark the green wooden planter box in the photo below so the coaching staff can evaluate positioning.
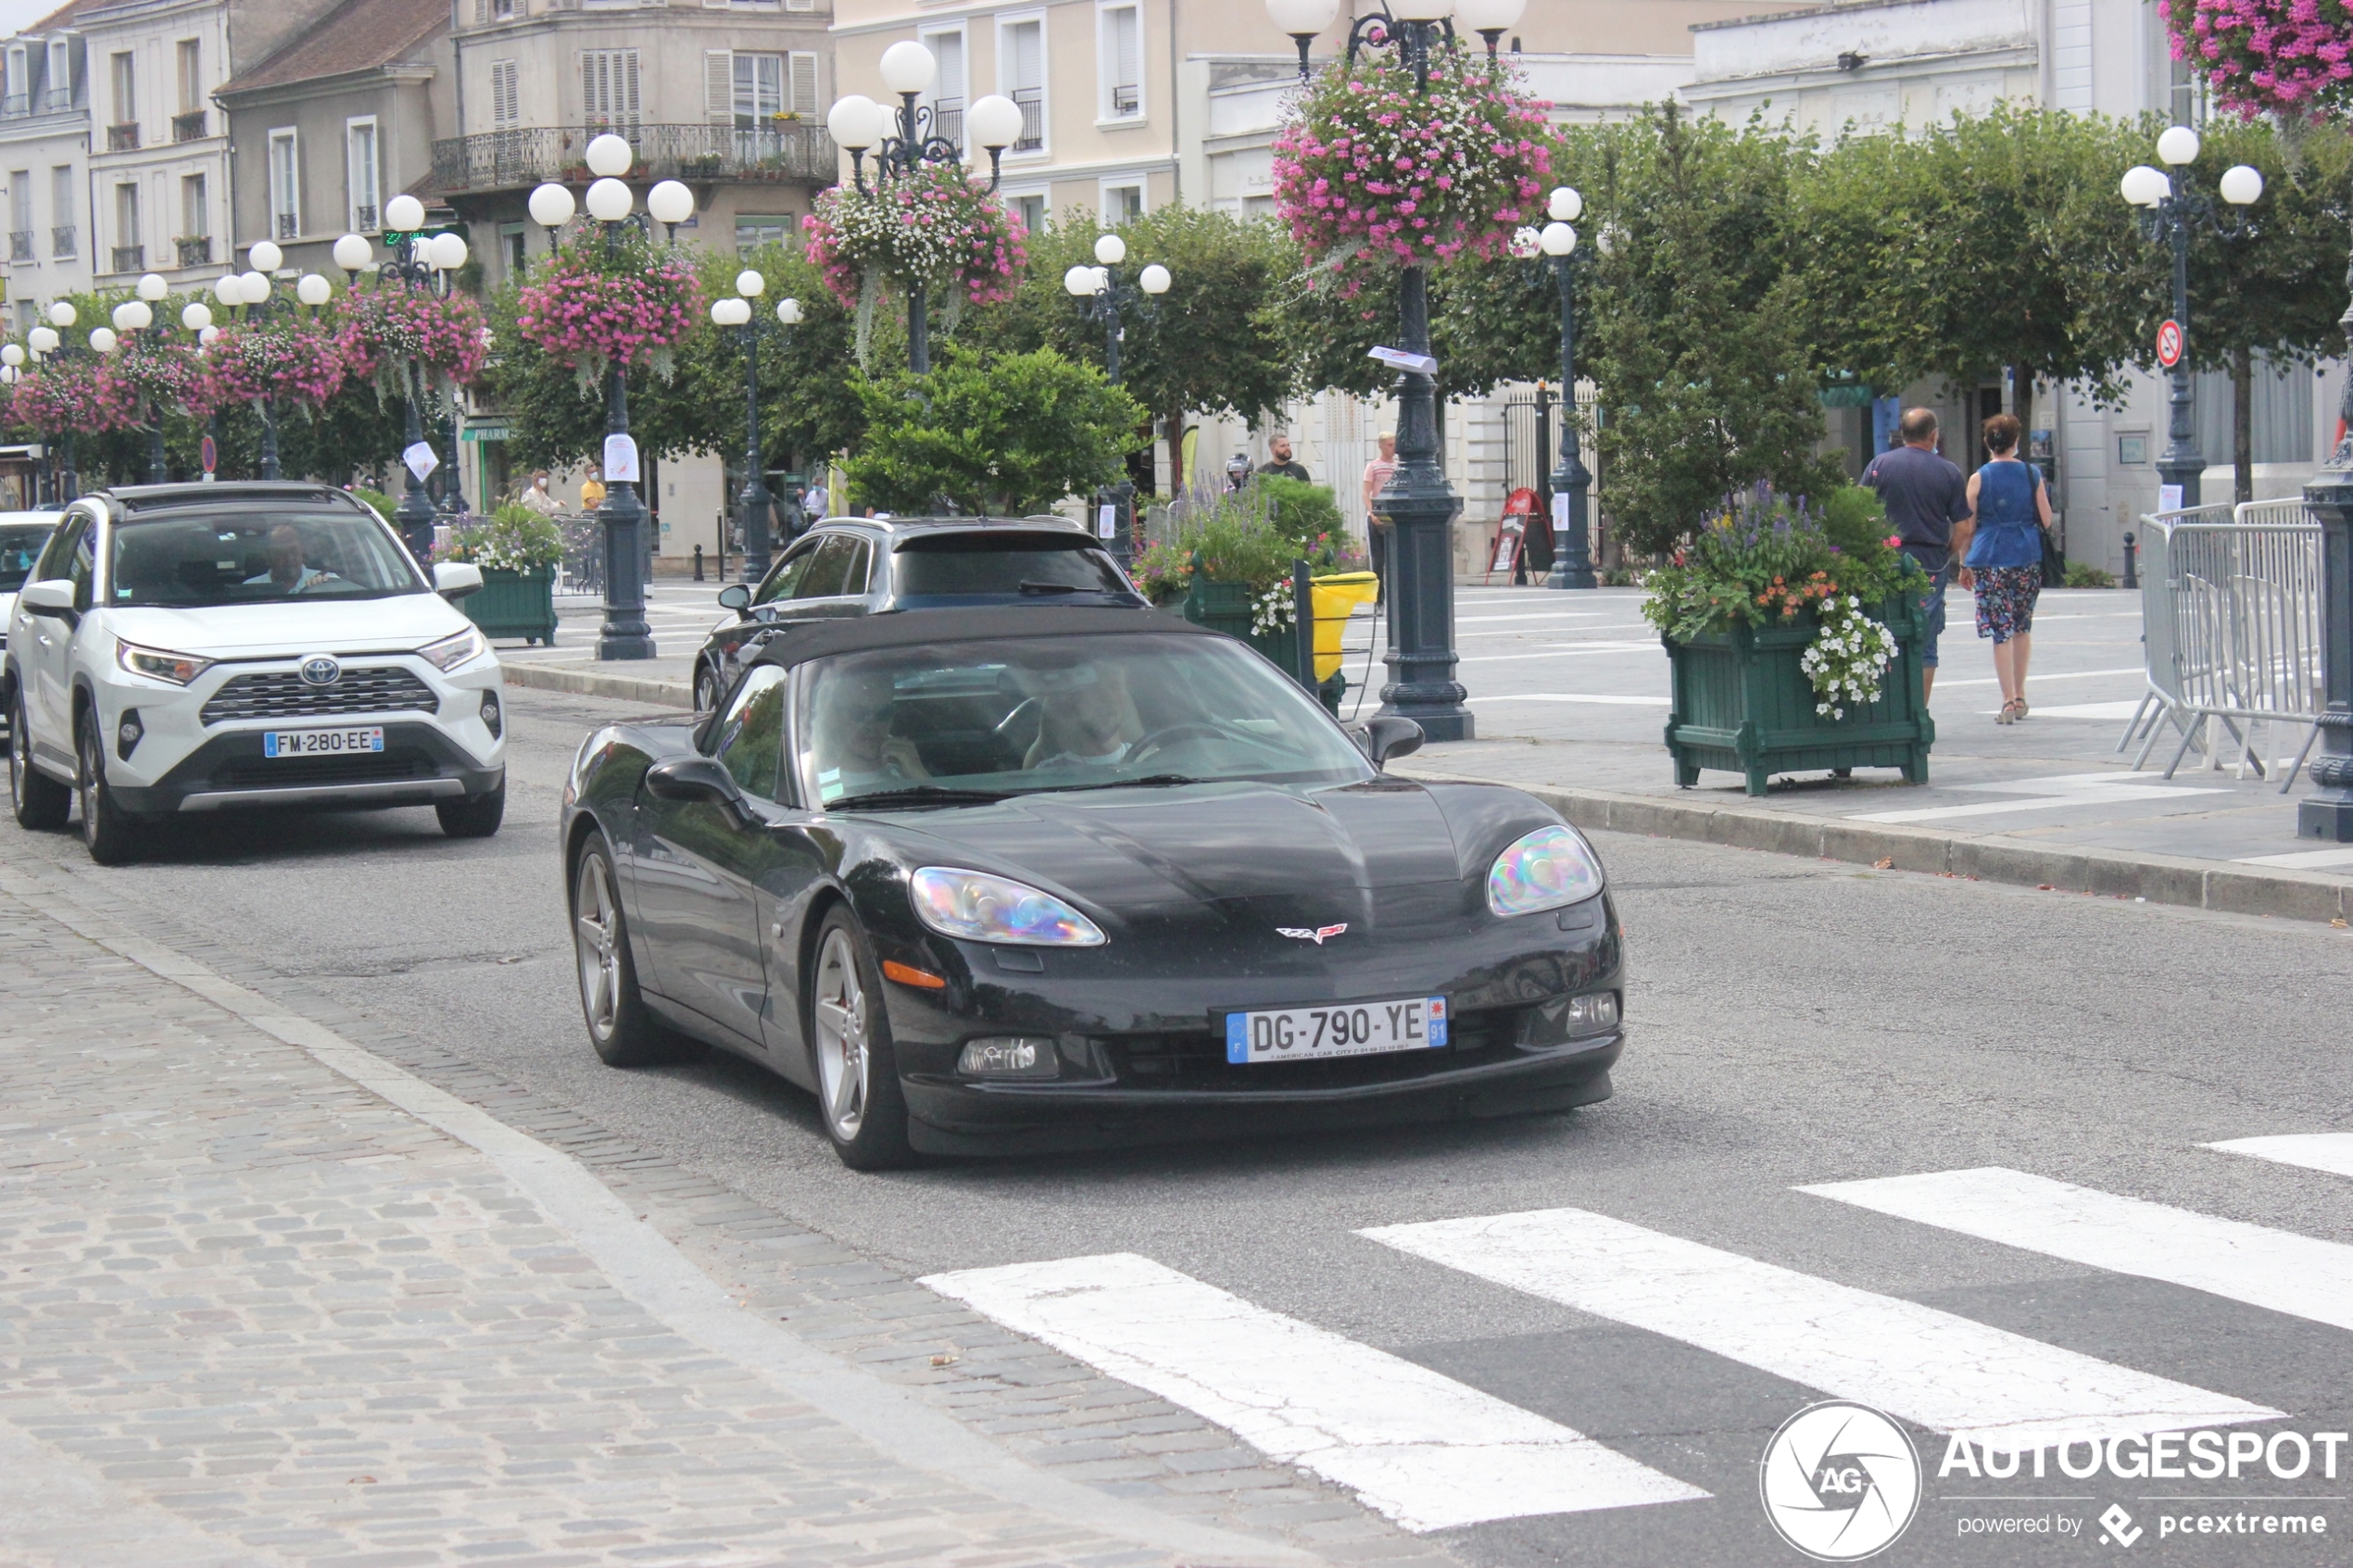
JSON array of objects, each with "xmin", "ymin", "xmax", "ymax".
[
  {"xmin": 1173, "ymin": 577, "xmax": 1345, "ymax": 715},
  {"xmin": 1664, "ymin": 592, "xmax": 1935, "ymax": 797},
  {"xmin": 460, "ymin": 565, "xmax": 559, "ymax": 646}
]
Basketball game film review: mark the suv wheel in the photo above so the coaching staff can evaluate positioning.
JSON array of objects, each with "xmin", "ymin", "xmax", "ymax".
[
  {"xmin": 76, "ymin": 707, "xmax": 144, "ymax": 865},
  {"xmin": 9, "ymin": 692, "xmax": 69, "ymax": 830},
  {"xmin": 436, "ymin": 779, "xmax": 505, "ymax": 839}
]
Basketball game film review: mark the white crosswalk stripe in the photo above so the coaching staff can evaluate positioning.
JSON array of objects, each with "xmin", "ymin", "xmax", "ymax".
[
  {"xmin": 1802, "ymin": 1166, "xmax": 2353, "ymax": 1334},
  {"xmin": 2204, "ymin": 1132, "xmax": 2353, "ymax": 1179},
  {"xmin": 920, "ymin": 1251, "xmax": 1708, "ymax": 1533},
  {"xmin": 1361, "ymin": 1207, "xmax": 2278, "ymax": 1449}
]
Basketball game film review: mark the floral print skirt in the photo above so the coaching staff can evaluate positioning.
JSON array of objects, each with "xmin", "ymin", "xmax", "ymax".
[{"xmin": 1972, "ymin": 565, "xmax": 2042, "ymax": 645}]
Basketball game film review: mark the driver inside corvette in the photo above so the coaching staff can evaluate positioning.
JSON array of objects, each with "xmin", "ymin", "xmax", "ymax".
[
  {"xmin": 812, "ymin": 666, "xmax": 930, "ymax": 802},
  {"xmin": 1024, "ymin": 662, "xmax": 1142, "ymax": 770}
]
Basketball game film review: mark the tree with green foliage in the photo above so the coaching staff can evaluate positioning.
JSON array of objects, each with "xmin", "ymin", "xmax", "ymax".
[
  {"xmin": 1007, "ymin": 207, "xmax": 1293, "ymax": 493},
  {"xmin": 1584, "ymin": 104, "xmax": 1843, "ymax": 555},
  {"xmin": 2166, "ymin": 116, "xmax": 2353, "ymax": 500},
  {"xmin": 842, "ymin": 344, "xmax": 1147, "ymax": 516}
]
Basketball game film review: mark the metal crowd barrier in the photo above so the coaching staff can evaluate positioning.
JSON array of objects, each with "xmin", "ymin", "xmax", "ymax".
[{"xmin": 2118, "ymin": 500, "xmax": 2325, "ymax": 790}]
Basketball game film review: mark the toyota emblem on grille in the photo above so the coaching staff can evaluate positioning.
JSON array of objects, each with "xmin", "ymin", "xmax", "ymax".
[
  {"xmin": 1276, "ymin": 923, "xmax": 1349, "ymax": 945},
  {"xmin": 298, "ymin": 655, "xmax": 342, "ymax": 687}
]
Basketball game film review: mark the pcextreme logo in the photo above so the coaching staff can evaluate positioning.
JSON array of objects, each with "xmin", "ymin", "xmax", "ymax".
[{"xmin": 1760, "ymin": 1401, "xmax": 1922, "ymax": 1562}]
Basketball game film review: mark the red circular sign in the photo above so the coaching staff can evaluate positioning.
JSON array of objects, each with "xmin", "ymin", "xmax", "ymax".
[{"xmin": 2158, "ymin": 320, "xmax": 2184, "ymax": 369}]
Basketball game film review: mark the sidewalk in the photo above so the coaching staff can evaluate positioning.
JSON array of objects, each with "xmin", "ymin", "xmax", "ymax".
[{"xmin": 0, "ymin": 874, "xmax": 1349, "ymax": 1568}]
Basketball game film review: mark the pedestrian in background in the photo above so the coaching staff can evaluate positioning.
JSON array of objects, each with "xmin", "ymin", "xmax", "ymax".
[
  {"xmin": 1955, "ymin": 412, "xmax": 2053, "ymax": 724},
  {"xmin": 1361, "ymin": 431, "xmax": 1398, "ymax": 590},
  {"xmin": 520, "ymin": 471, "xmax": 562, "ymax": 518},
  {"xmin": 579, "ymin": 464, "xmax": 607, "ymax": 513},
  {"xmin": 1862, "ymin": 408, "xmax": 1970, "ymax": 702},
  {"xmin": 803, "ymin": 480, "xmax": 828, "ymax": 520},
  {"xmin": 1259, "ymin": 433, "xmax": 1310, "ymax": 483}
]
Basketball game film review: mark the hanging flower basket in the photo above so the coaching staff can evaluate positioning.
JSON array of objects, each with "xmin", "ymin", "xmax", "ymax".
[
  {"xmin": 803, "ymin": 158, "xmax": 1027, "ymax": 309},
  {"xmin": 8, "ymin": 358, "xmax": 135, "ymax": 435},
  {"xmin": 515, "ymin": 226, "xmax": 701, "ymax": 388},
  {"xmin": 2163, "ymin": 0, "xmax": 2353, "ymax": 117},
  {"xmin": 186, "ymin": 317, "xmax": 355, "ymax": 419},
  {"xmin": 1272, "ymin": 50, "xmax": 1554, "ymax": 287},
  {"xmin": 337, "ymin": 285, "xmax": 490, "ymax": 404},
  {"xmin": 98, "ymin": 337, "xmax": 199, "ymax": 427}
]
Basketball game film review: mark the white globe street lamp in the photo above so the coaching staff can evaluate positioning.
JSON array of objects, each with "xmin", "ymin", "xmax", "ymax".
[
  {"xmin": 333, "ymin": 232, "xmax": 372, "ymax": 276},
  {"xmin": 248, "ymin": 239, "xmax": 283, "ymax": 272},
  {"xmin": 384, "ymin": 194, "xmax": 427, "ymax": 232},
  {"xmin": 585, "ymin": 133, "xmax": 632, "ymax": 178}
]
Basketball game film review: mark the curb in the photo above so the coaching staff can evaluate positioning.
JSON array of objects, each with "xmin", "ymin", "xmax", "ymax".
[
  {"xmin": 1396, "ymin": 767, "xmax": 2353, "ymax": 926},
  {"xmin": 500, "ymin": 659, "xmax": 695, "ymax": 709}
]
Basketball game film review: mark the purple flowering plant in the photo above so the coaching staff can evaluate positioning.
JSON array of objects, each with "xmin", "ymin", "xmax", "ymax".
[
  {"xmin": 801, "ymin": 157, "xmax": 1028, "ymax": 309},
  {"xmin": 2162, "ymin": 0, "xmax": 2353, "ymax": 117},
  {"xmin": 337, "ymin": 285, "xmax": 490, "ymax": 404},
  {"xmin": 516, "ymin": 225, "xmax": 702, "ymax": 386}
]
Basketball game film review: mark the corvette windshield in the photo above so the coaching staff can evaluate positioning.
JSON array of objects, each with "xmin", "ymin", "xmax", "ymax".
[
  {"xmin": 798, "ymin": 633, "xmax": 1375, "ymax": 807},
  {"xmin": 107, "ymin": 511, "xmax": 425, "ymax": 608}
]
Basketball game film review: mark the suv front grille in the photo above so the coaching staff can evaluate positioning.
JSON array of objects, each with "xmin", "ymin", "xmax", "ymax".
[
  {"xmin": 200, "ymin": 666, "xmax": 438, "ymax": 725},
  {"xmin": 211, "ymin": 748, "xmax": 436, "ymax": 791}
]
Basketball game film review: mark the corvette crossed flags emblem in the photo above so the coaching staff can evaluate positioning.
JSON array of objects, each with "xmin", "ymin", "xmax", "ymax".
[{"xmin": 1276, "ymin": 923, "xmax": 1349, "ymax": 944}]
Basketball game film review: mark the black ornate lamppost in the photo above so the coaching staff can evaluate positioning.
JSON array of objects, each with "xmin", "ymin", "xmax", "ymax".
[
  {"xmin": 1268, "ymin": 0, "xmax": 1506, "ymax": 742},
  {"xmin": 105, "ymin": 272, "xmax": 173, "ymax": 483},
  {"xmin": 2120, "ymin": 127, "xmax": 2263, "ymax": 512},
  {"xmin": 824, "ymin": 44, "xmax": 1025, "ymax": 374},
  {"xmin": 2301, "ymin": 205, "xmax": 2353, "ymax": 838},
  {"xmin": 337, "ymin": 197, "xmax": 472, "ymax": 561},
  {"xmin": 213, "ymin": 243, "xmax": 294, "ymax": 480},
  {"xmin": 528, "ymin": 138, "xmax": 698, "ymax": 661},
  {"xmin": 26, "ymin": 304, "xmax": 81, "ymax": 497},
  {"xmin": 1531, "ymin": 190, "xmax": 1596, "ymax": 590},
  {"xmin": 1063, "ymin": 233, "xmax": 1169, "ymax": 567},
  {"xmin": 711, "ymin": 274, "xmax": 804, "ymax": 583}
]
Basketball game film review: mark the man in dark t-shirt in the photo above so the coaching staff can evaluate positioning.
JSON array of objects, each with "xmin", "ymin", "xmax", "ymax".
[{"xmin": 1862, "ymin": 408, "xmax": 1971, "ymax": 698}]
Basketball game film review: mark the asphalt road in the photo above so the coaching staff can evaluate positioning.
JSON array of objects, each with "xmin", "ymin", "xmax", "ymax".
[{"xmin": 13, "ymin": 682, "xmax": 2353, "ymax": 1567}]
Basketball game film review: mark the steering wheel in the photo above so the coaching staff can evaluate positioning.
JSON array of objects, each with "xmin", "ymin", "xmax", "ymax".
[{"xmin": 1127, "ymin": 721, "xmax": 1227, "ymax": 762}]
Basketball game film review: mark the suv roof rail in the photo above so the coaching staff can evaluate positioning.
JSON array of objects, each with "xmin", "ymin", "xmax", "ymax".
[{"xmin": 103, "ymin": 482, "xmax": 377, "ymax": 519}]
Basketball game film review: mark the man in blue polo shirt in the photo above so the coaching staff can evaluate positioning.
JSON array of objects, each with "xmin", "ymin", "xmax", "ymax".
[{"xmin": 1862, "ymin": 408, "xmax": 1971, "ymax": 700}]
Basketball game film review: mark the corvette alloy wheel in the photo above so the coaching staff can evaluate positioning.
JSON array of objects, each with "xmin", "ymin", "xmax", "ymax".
[
  {"xmin": 575, "ymin": 852, "xmax": 623, "ymax": 1044},
  {"xmin": 812, "ymin": 926, "xmax": 870, "ymax": 1141}
]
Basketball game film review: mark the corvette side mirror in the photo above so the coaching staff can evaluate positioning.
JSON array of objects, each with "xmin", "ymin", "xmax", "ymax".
[
  {"xmin": 645, "ymin": 756, "xmax": 746, "ymax": 809},
  {"xmin": 1365, "ymin": 715, "xmax": 1423, "ymax": 768},
  {"xmin": 717, "ymin": 583, "xmax": 752, "ymax": 615}
]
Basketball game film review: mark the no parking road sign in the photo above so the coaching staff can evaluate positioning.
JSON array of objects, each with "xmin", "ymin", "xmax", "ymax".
[{"xmin": 2158, "ymin": 319, "xmax": 2184, "ymax": 369}]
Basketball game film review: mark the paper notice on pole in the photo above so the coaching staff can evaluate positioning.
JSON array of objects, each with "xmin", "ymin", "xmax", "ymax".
[
  {"xmin": 603, "ymin": 433, "xmax": 640, "ymax": 484},
  {"xmin": 1553, "ymin": 493, "xmax": 1571, "ymax": 532},
  {"xmin": 403, "ymin": 441, "xmax": 439, "ymax": 481},
  {"xmin": 2158, "ymin": 483, "xmax": 2183, "ymax": 513},
  {"xmin": 1097, "ymin": 504, "xmax": 1117, "ymax": 538}
]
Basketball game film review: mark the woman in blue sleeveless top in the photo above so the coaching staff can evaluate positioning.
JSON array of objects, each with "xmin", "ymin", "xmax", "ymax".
[{"xmin": 1956, "ymin": 413, "xmax": 2053, "ymax": 723}]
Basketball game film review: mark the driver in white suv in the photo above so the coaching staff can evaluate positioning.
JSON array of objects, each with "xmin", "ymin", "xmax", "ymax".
[{"xmin": 5, "ymin": 483, "xmax": 507, "ymax": 864}]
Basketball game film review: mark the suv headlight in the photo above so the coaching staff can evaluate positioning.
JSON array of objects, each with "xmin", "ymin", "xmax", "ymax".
[
  {"xmin": 1488, "ymin": 825, "xmax": 1605, "ymax": 917},
  {"xmin": 418, "ymin": 627, "xmax": 486, "ymax": 672},
  {"xmin": 910, "ymin": 867, "xmax": 1105, "ymax": 947},
  {"xmin": 116, "ymin": 641, "xmax": 215, "ymax": 685}
]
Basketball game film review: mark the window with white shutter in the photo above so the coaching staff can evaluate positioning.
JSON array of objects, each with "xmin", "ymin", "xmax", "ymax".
[
  {"xmin": 999, "ymin": 17, "xmax": 1043, "ymax": 153},
  {"xmin": 733, "ymin": 53, "xmax": 784, "ymax": 126},
  {"xmin": 580, "ymin": 49, "xmax": 639, "ymax": 133},
  {"xmin": 1099, "ymin": 4, "xmax": 1140, "ymax": 120},
  {"xmin": 704, "ymin": 51, "xmax": 731, "ymax": 122},
  {"xmin": 788, "ymin": 53, "xmax": 818, "ymax": 116},
  {"xmin": 919, "ymin": 30, "xmax": 960, "ymax": 145},
  {"xmin": 490, "ymin": 59, "xmax": 519, "ymax": 127},
  {"xmin": 346, "ymin": 117, "xmax": 379, "ymax": 232}
]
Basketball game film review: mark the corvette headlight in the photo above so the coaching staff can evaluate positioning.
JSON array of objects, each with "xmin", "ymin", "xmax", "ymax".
[
  {"xmin": 910, "ymin": 867, "xmax": 1105, "ymax": 947},
  {"xmin": 116, "ymin": 641, "xmax": 214, "ymax": 685},
  {"xmin": 1487, "ymin": 825, "xmax": 1605, "ymax": 917},
  {"xmin": 418, "ymin": 627, "xmax": 486, "ymax": 672}
]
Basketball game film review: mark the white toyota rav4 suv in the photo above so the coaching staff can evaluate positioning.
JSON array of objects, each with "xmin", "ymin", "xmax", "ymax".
[{"xmin": 5, "ymin": 483, "xmax": 506, "ymax": 864}]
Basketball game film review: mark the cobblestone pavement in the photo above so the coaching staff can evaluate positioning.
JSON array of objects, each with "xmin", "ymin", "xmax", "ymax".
[{"xmin": 0, "ymin": 869, "xmax": 1407, "ymax": 1568}]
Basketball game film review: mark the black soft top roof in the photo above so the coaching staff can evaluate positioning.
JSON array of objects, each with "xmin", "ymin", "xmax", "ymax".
[{"xmin": 744, "ymin": 605, "xmax": 1210, "ymax": 673}]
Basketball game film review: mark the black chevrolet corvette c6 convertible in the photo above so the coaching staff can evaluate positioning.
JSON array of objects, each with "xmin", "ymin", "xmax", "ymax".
[{"xmin": 559, "ymin": 606, "xmax": 1626, "ymax": 1169}]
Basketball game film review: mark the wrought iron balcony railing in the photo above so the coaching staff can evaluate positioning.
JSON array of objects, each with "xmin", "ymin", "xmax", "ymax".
[
  {"xmin": 110, "ymin": 244, "xmax": 144, "ymax": 273},
  {"xmin": 354, "ymin": 204, "xmax": 378, "ymax": 232},
  {"xmin": 1110, "ymin": 83, "xmax": 1139, "ymax": 117},
  {"xmin": 2, "ymin": 94, "xmax": 26, "ymax": 117},
  {"xmin": 176, "ymin": 235, "xmax": 212, "ymax": 268},
  {"xmin": 430, "ymin": 122, "xmax": 837, "ymax": 194},
  {"xmin": 275, "ymin": 213, "xmax": 297, "ymax": 240},
  {"xmin": 172, "ymin": 109, "xmax": 208, "ymax": 142},
  {"xmin": 107, "ymin": 121, "xmax": 139, "ymax": 151},
  {"xmin": 1012, "ymin": 88, "xmax": 1043, "ymax": 151},
  {"xmin": 51, "ymin": 224, "xmax": 74, "ymax": 257},
  {"xmin": 8, "ymin": 231, "xmax": 31, "ymax": 261}
]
